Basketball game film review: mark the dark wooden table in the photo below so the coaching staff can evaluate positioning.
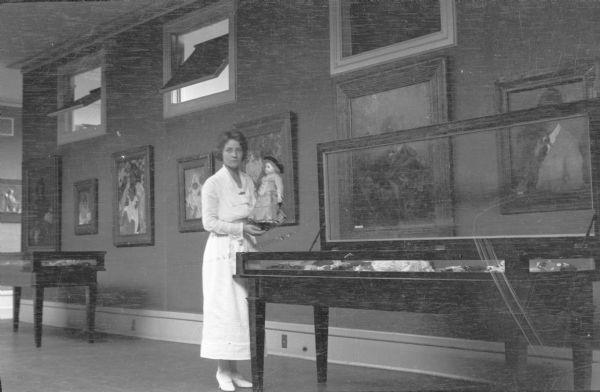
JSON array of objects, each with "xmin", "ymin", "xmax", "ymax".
[
  {"xmin": 0, "ymin": 251, "xmax": 106, "ymax": 347},
  {"xmin": 237, "ymin": 250, "xmax": 596, "ymax": 392}
]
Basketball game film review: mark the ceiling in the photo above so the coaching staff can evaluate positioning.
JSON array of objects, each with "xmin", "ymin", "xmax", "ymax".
[{"xmin": 0, "ymin": 0, "xmax": 191, "ymax": 105}]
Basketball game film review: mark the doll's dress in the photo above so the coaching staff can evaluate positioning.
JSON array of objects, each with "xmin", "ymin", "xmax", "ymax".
[{"xmin": 249, "ymin": 174, "xmax": 281, "ymax": 222}]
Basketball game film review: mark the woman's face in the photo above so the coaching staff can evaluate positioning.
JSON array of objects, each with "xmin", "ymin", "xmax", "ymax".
[{"xmin": 223, "ymin": 139, "xmax": 244, "ymax": 170}]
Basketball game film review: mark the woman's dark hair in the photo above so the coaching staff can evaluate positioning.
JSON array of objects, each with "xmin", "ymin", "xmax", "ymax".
[{"xmin": 215, "ymin": 130, "xmax": 248, "ymax": 160}]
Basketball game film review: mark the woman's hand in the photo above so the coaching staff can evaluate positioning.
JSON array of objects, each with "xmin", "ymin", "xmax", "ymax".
[{"xmin": 243, "ymin": 223, "xmax": 266, "ymax": 236}]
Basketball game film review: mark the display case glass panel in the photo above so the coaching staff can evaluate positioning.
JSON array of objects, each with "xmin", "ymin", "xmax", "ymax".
[{"xmin": 318, "ymin": 101, "xmax": 600, "ymax": 247}]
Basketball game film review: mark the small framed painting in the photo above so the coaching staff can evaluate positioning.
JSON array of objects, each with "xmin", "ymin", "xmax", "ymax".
[
  {"xmin": 177, "ymin": 153, "xmax": 214, "ymax": 232},
  {"xmin": 74, "ymin": 179, "xmax": 98, "ymax": 235},
  {"xmin": 0, "ymin": 178, "xmax": 22, "ymax": 223}
]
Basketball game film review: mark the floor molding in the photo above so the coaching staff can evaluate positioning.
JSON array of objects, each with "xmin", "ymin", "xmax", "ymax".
[
  {"xmin": 0, "ymin": 290, "xmax": 11, "ymax": 319},
  {"xmin": 12, "ymin": 300, "xmax": 600, "ymax": 389}
]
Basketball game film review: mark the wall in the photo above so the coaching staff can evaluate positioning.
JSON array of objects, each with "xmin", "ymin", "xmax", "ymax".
[{"xmin": 20, "ymin": 0, "xmax": 600, "ymax": 341}]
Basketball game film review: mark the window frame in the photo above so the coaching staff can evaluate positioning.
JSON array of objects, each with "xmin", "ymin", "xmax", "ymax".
[
  {"xmin": 162, "ymin": 0, "xmax": 236, "ymax": 118},
  {"xmin": 53, "ymin": 50, "xmax": 106, "ymax": 145}
]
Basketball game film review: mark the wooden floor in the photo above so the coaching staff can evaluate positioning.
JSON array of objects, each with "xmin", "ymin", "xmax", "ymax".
[{"xmin": 0, "ymin": 320, "xmax": 570, "ymax": 392}]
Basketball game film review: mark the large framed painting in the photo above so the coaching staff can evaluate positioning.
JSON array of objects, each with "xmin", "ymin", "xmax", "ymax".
[
  {"xmin": 0, "ymin": 178, "xmax": 22, "ymax": 223},
  {"xmin": 22, "ymin": 156, "xmax": 61, "ymax": 251},
  {"xmin": 319, "ymin": 133, "xmax": 453, "ymax": 245},
  {"xmin": 499, "ymin": 114, "xmax": 592, "ymax": 215},
  {"xmin": 112, "ymin": 145, "xmax": 154, "ymax": 247},
  {"xmin": 329, "ymin": 0, "xmax": 456, "ymax": 74},
  {"xmin": 232, "ymin": 112, "xmax": 297, "ymax": 225},
  {"xmin": 496, "ymin": 61, "xmax": 598, "ymax": 112},
  {"xmin": 336, "ymin": 57, "xmax": 448, "ymax": 138},
  {"xmin": 74, "ymin": 179, "xmax": 98, "ymax": 235},
  {"xmin": 177, "ymin": 153, "xmax": 214, "ymax": 232}
]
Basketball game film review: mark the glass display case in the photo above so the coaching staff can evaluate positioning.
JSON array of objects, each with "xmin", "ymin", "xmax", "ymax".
[
  {"xmin": 0, "ymin": 251, "xmax": 106, "ymax": 347},
  {"xmin": 239, "ymin": 100, "xmax": 600, "ymax": 392},
  {"xmin": 317, "ymin": 99, "xmax": 600, "ymax": 251}
]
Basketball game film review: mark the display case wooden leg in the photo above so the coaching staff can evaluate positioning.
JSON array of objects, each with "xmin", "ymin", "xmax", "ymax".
[
  {"xmin": 314, "ymin": 305, "xmax": 329, "ymax": 384},
  {"xmin": 85, "ymin": 282, "xmax": 97, "ymax": 343},
  {"xmin": 570, "ymin": 278, "xmax": 593, "ymax": 391},
  {"xmin": 33, "ymin": 286, "xmax": 44, "ymax": 348},
  {"xmin": 572, "ymin": 337, "xmax": 592, "ymax": 391},
  {"xmin": 247, "ymin": 292, "xmax": 265, "ymax": 392},
  {"xmin": 12, "ymin": 286, "xmax": 21, "ymax": 332},
  {"xmin": 505, "ymin": 332, "xmax": 527, "ymax": 386}
]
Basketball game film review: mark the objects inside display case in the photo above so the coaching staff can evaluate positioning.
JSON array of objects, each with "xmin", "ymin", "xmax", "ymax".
[{"xmin": 244, "ymin": 257, "xmax": 505, "ymax": 273}]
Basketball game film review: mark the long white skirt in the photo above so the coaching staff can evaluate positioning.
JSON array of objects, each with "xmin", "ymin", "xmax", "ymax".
[{"xmin": 200, "ymin": 234, "xmax": 254, "ymax": 360}]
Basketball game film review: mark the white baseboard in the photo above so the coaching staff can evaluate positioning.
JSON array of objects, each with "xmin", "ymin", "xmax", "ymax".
[
  {"xmin": 14, "ymin": 300, "xmax": 600, "ymax": 389},
  {"xmin": 0, "ymin": 290, "xmax": 12, "ymax": 319}
]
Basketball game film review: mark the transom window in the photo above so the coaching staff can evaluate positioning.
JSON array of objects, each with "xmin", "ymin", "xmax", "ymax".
[
  {"xmin": 50, "ymin": 52, "xmax": 106, "ymax": 145},
  {"xmin": 162, "ymin": 1, "xmax": 235, "ymax": 118}
]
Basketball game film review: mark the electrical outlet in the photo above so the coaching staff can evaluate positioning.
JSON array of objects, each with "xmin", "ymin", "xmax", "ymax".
[{"xmin": 281, "ymin": 334, "xmax": 287, "ymax": 348}]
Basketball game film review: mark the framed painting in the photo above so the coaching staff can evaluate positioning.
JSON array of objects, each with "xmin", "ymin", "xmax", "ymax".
[
  {"xmin": 499, "ymin": 114, "xmax": 592, "ymax": 215},
  {"xmin": 74, "ymin": 179, "xmax": 98, "ymax": 235},
  {"xmin": 496, "ymin": 60, "xmax": 598, "ymax": 112},
  {"xmin": 0, "ymin": 178, "xmax": 22, "ymax": 223},
  {"xmin": 177, "ymin": 153, "xmax": 214, "ymax": 232},
  {"xmin": 112, "ymin": 145, "xmax": 154, "ymax": 247},
  {"xmin": 232, "ymin": 112, "xmax": 297, "ymax": 225},
  {"xmin": 22, "ymin": 155, "xmax": 61, "ymax": 251},
  {"xmin": 336, "ymin": 57, "xmax": 448, "ymax": 138},
  {"xmin": 0, "ymin": 117, "xmax": 14, "ymax": 136},
  {"xmin": 329, "ymin": 0, "xmax": 456, "ymax": 74},
  {"xmin": 318, "ymin": 133, "xmax": 453, "ymax": 245}
]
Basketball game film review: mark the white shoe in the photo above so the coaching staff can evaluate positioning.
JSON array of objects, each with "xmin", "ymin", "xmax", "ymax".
[
  {"xmin": 216, "ymin": 370, "xmax": 235, "ymax": 392},
  {"xmin": 231, "ymin": 373, "xmax": 252, "ymax": 389}
]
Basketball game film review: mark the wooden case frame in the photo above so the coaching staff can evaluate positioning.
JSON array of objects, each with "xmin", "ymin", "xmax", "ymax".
[{"xmin": 318, "ymin": 99, "xmax": 600, "ymax": 251}]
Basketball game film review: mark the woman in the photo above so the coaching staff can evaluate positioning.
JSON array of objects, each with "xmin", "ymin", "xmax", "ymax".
[{"xmin": 200, "ymin": 130, "xmax": 265, "ymax": 391}]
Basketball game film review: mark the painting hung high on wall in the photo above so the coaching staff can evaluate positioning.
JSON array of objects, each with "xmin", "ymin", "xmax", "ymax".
[
  {"xmin": 499, "ymin": 114, "xmax": 592, "ymax": 215},
  {"xmin": 232, "ymin": 112, "xmax": 297, "ymax": 225},
  {"xmin": 23, "ymin": 156, "xmax": 61, "ymax": 251},
  {"xmin": 0, "ymin": 178, "xmax": 22, "ymax": 223},
  {"xmin": 177, "ymin": 153, "xmax": 214, "ymax": 232},
  {"xmin": 74, "ymin": 179, "xmax": 98, "ymax": 235},
  {"xmin": 329, "ymin": 0, "xmax": 456, "ymax": 74},
  {"xmin": 112, "ymin": 145, "xmax": 154, "ymax": 246},
  {"xmin": 336, "ymin": 57, "xmax": 448, "ymax": 138}
]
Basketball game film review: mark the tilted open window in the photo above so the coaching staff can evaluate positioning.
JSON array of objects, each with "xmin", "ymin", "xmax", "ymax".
[
  {"xmin": 162, "ymin": 1, "xmax": 235, "ymax": 118},
  {"xmin": 50, "ymin": 51, "xmax": 106, "ymax": 145}
]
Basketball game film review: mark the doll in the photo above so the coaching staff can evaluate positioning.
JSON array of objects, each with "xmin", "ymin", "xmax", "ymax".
[{"xmin": 248, "ymin": 156, "xmax": 285, "ymax": 226}]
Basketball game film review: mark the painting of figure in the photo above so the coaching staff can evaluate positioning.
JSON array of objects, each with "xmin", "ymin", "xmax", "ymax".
[
  {"xmin": 177, "ymin": 153, "xmax": 213, "ymax": 232},
  {"xmin": 501, "ymin": 89, "xmax": 592, "ymax": 214},
  {"xmin": 74, "ymin": 179, "xmax": 98, "ymax": 235},
  {"xmin": 112, "ymin": 146, "xmax": 154, "ymax": 246},
  {"xmin": 0, "ymin": 179, "xmax": 21, "ymax": 219}
]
